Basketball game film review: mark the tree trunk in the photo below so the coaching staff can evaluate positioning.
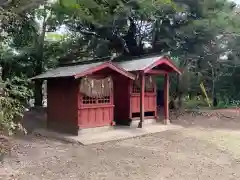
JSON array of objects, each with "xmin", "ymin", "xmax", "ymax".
[
  {"xmin": 176, "ymin": 74, "xmax": 184, "ymax": 109},
  {"xmin": 34, "ymin": 15, "xmax": 47, "ymax": 107},
  {"xmin": 212, "ymin": 79, "xmax": 217, "ymax": 107},
  {"xmin": 34, "ymin": 50, "xmax": 44, "ymax": 107},
  {"xmin": 0, "ymin": 62, "xmax": 9, "ymax": 81},
  {"xmin": 212, "ymin": 68, "xmax": 218, "ymax": 107},
  {"xmin": 34, "ymin": 78, "xmax": 43, "ymax": 107},
  {"xmin": 189, "ymin": 91, "xmax": 192, "ymax": 100},
  {"xmin": 0, "ymin": 66, "xmax": 3, "ymax": 96},
  {"xmin": 178, "ymin": 92, "xmax": 183, "ymax": 109}
]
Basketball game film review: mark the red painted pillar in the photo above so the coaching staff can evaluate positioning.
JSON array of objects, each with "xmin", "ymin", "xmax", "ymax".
[
  {"xmin": 164, "ymin": 74, "xmax": 170, "ymax": 124},
  {"xmin": 138, "ymin": 72, "xmax": 145, "ymax": 128}
]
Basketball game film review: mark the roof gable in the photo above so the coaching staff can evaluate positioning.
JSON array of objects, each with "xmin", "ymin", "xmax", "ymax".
[{"xmin": 117, "ymin": 55, "xmax": 181, "ymax": 74}]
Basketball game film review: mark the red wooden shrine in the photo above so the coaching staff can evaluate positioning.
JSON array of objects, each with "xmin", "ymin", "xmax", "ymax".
[{"xmin": 32, "ymin": 55, "xmax": 181, "ymax": 135}]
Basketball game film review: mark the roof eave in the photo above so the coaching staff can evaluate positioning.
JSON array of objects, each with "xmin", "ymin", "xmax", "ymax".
[
  {"xmin": 29, "ymin": 75, "xmax": 72, "ymax": 81},
  {"xmin": 74, "ymin": 62, "xmax": 135, "ymax": 80},
  {"xmin": 143, "ymin": 56, "xmax": 182, "ymax": 75}
]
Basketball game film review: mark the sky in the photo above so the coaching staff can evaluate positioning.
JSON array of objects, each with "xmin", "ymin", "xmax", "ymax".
[{"xmin": 234, "ymin": 0, "xmax": 240, "ymax": 4}]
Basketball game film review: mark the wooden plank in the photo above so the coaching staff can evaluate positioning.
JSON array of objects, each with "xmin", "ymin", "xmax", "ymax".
[
  {"xmin": 164, "ymin": 74, "xmax": 170, "ymax": 124},
  {"xmin": 146, "ymin": 70, "xmax": 167, "ymax": 75},
  {"xmin": 138, "ymin": 72, "xmax": 145, "ymax": 128}
]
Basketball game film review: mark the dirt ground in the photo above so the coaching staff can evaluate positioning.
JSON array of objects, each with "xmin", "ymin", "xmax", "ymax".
[{"xmin": 2, "ymin": 109, "xmax": 240, "ymax": 180}]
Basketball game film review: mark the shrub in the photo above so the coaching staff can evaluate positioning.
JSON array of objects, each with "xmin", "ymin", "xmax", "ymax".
[
  {"xmin": 0, "ymin": 95, "xmax": 25, "ymax": 135},
  {"xmin": 0, "ymin": 76, "xmax": 30, "ymax": 135},
  {"xmin": 0, "ymin": 76, "xmax": 30, "ymax": 162}
]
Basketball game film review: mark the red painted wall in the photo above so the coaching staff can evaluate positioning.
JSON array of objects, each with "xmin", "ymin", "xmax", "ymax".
[
  {"xmin": 113, "ymin": 74, "xmax": 131, "ymax": 125},
  {"xmin": 77, "ymin": 88, "xmax": 114, "ymax": 128},
  {"xmin": 77, "ymin": 104, "xmax": 114, "ymax": 128},
  {"xmin": 47, "ymin": 77, "xmax": 78, "ymax": 134},
  {"xmin": 130, "ymin": 93, "xmax": 156, "ymax": 113}
]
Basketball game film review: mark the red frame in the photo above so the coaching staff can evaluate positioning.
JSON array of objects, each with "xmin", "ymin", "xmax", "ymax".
[
  {"xmin": 143, "ymin": 57, "xmax": 182, "ymax": 74},
  {"xmin": 136, "ymin": 56, "xmax": 181, "ymax": 124},
  {"xmin": 129, "ymin": 75, "xmax": 157, "ymax": 119}
]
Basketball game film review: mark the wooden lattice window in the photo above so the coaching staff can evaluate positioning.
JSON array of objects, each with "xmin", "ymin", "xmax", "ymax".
[
  {"xmin": 98, "ymin": 96, "xmax": 111, "ymax": 104},
  {"xmin": 82, "ymin": 95, "xmax": 110, "ymax": 104},
  {"xmin": 82, "ymin": 96, "xmax": 96, "ymax": 104},
  {"xmin": 132, "ymin": 76, "xmax": 155, "ymax": 93},
  {"xmin": 132, "ymin": 82, "xmax": 141, "ymax": 93},
  {"xmin": 80, "ymin": 76, "xmax": 112, "ymax": 105}
]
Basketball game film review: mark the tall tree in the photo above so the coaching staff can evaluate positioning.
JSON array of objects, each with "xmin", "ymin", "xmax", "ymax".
[{"xmin": 1, "ymin": 2, "xmax": 65, "ymax": 106}]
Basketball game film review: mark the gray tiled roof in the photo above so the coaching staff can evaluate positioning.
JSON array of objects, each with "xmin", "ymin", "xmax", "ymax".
[
  {"xmin": 117, "ymin": 56, "xmax": 164, "ymax": 71},
  {"xmin": 31, "ymin": 61, "xmax": 103, "ymax": 79},
  {"xmin": 31, "ymin": 55, "xmax": 174, "ymax": 80}
]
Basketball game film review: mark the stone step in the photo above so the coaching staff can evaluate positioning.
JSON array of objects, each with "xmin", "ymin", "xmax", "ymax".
[{"xmin": 130, "ymin": 118, "xmax": 157, "ymax": 128}]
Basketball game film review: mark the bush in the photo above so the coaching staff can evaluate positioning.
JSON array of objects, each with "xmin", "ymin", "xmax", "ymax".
[
  {"xmin": 0, "ymin": 76, "xmax": 29, "ymax": 162},
  {"xmin": 0, "ymin": 76, "xmax": 30, "ymax": 135},
  {"xmin": 0, "ymin": 136, "xmax": 11, "ymax": 162},
  {"xmin": 0, "ymin": 95, "xmax": 25, "ymax": 135},
  {"xmin": 215, "ymin": 99, "xmax": 240, "ymax": 109}
]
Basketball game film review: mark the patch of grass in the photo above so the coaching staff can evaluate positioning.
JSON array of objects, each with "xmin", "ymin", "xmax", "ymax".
[
  {"xmin": 184, "ymin": 99, "xmax": 210, "ymax": 110},
  {"xmin": 184, "ymin": 97, "xmax": 240, "ymax": 110},
  {"xmin": 213, "ymin": 99, "xmax": 240, "ymax": 109}
]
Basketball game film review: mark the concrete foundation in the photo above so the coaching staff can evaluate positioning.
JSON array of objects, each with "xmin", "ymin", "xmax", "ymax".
[
  {"xmin": 130, "ymin": 118, "xmax": 157, "ymax": 128},
  {"xmin": 33, "ymin": 123, "xmax": 182, "ymax": 145}
]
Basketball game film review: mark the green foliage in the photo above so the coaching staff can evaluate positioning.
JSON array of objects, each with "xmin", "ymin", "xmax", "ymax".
[
  {"xmin": 5, "ymin": 76, "xmax": 33, "ymax": 105},
  {"xmin": 184, "ymin": 98, "xmax": 209, "ymax": 110},
  {"xmin": 0, "ymin": 77, "xmax": 28, "ymax": 135},
  {"xmin": 0, "ymin": 94, "xmax": 25, "ymax": 135},
  {"xmin": 213, "ymin": 98, "xmax": 240, "ymax": 109}
]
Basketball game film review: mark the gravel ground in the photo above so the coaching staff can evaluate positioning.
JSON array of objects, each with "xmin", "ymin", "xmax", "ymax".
[{"xmin": 1, "ymin": 109, "xmax": 240, "ymax": 180}]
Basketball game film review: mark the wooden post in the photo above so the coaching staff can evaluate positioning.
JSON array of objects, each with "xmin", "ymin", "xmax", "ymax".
[
  {"xmin": 138, "ymin": 72, "xmax": 145, "ymax": 128},
  {"xmin": 164, "ymin": 74, "xmax": 170, "ymax": 124},
  {"xmin": 0, "ymin": 67, "xmax": 3, "ymax": 96}
]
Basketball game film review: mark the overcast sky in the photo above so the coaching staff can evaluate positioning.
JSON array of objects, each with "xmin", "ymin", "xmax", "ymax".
[{"xmin": 234, "ymin": 0, "xmax": 240, "ymax": 4}]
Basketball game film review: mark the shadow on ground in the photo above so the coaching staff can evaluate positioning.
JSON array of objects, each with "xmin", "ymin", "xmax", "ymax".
[{"xmin": 21, "ymin": 108, "xmax": 47, "ymax": 134}]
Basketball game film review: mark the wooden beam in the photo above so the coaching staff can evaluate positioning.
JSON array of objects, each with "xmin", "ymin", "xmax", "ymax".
[
  {"xmin": 146, "ymin": 70, "xmax": 167, "ymax": 75},
  {"xmin": 138, "ymin": 72, "xmax": 145, "ymax": 128},
  {"xmin": 164, "ymin": 74, "xmax": 170, "ymax": 124}
]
